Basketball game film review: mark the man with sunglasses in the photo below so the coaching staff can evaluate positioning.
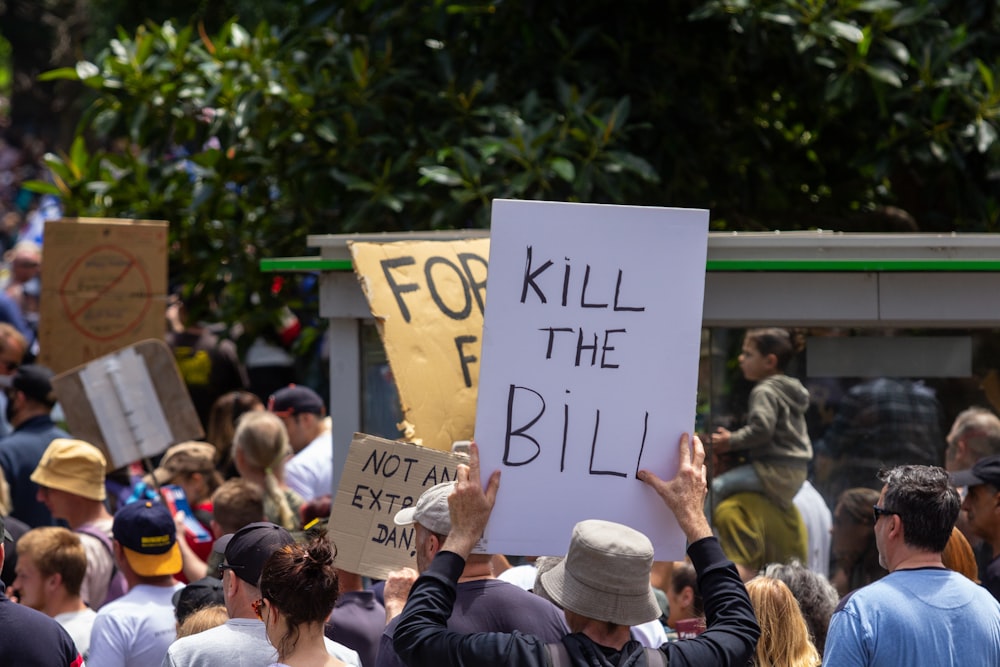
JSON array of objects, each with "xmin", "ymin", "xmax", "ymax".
[
  {"xmin": 160, "ymin": 521, "xmax": 359, "ymax": 667},
  {"xmin": 823, "ymin": 465, "xmax": 1000, "ymax": 666}
]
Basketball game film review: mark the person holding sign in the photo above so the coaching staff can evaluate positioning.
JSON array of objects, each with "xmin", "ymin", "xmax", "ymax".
[
  {"xmin": 376, "ymin": 481, "xmax": 568, "ymax": 667},
  {"xmin": 392, "ymin": 435, "xmax": 759, "ymax": 667}
]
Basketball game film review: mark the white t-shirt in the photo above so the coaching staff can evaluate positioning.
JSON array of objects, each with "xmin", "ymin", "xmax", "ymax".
[
  {"xmin": 162, "ymin": 617, "xmax": 360, "ymax": 667},
  {"xmin": 285, "ymin": 430, "xmax": 333, "ymax": 500},
  {"xmin": 89, "ymin": 582, "xmax": 184, "ymax": 667},
  {"xmin": 55, "ymin": 607, "xmax": 97, "ymax": 659},
  {"xmin": 793, "ymin": 480, "xmax": 832, "ymax": 577}
]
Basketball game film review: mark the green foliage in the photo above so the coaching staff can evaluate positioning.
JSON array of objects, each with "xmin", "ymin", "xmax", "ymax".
[
  {"xmin": 32, "ymin": 0, "xmax": 1000, "ymax": 337},
  {"xmin": 36, "ymin": 5, "xmax": 655, "ymax": 338}
]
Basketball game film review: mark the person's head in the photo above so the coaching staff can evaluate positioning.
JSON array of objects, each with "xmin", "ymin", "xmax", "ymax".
[
  {"xmin": 746, "ymin": 576, "xmax": 820, "ymax": 667},
  {"xmin": 536, "ymin": 520, "xmax": 661, "ymax": 630},
  {"xmin": 206, "ymin": 390, "xmax": 263, "ymax": 469},
  {"xmin": 214, "ymin": 521, "xmax": 294, "ymax": 618},
  {"xmin": 12, "ymin": 527, "xmax": 87, "ymax": 614},
  {"xmin": 149, "ymin": 441, "xmax": 222, "ymax": 506},
  {"xmin": 876, "ymin": 465, "xmax": 960, "ymax": 569},
  {"xmin": 259, "ymin": 536, "xmax": 340, "ymax": 658},
  {"xmin": 31, "ymin": 438, "xmax": 108, "ymax": 520},
  {"xmin": 762, "ymin": 560, "xmax": 839, "ymax": 655},
  {"xmin": 2, "ymin": 363, "xmax": 55, "ymax": 426},
  {"xmin": 0, "ymin": 322, "xmax": 26, "ymax": 375},
  {"xmin": 172, "ymin": 576, "xmax": 226, "ymax": 626},
  {"xmin": 665, "ymin": 561, "xmax": 703, "ymax": 629},
  {"xmin": 831, "ymin": 487, "xmax": 880, "ymax": 565},
  {"xmin": 211, "ymin": 478, "xmax": 265, "ymax": 537},
  {"xmin": 946, "ymin": 407, "xmax": 1000, "ymax": 471},
  {"xmin": 740, "ymin": 328, "xmax": 793, "ymax": 381},
  {"xmin": 267, "ymin": 384, "xmax": 325, "ymax": 452},
  {"xmin": 233, "ymin": 411, "xmax": 292, "ymax": 475},
  {"xmin": 6, "ymin": 240, "xmax": 40, "ymax": 285},
  {"xmin": 394, "ymin": 481, "xmax": 485, "ymax": 572},
  {"xmin": 111, "ymin": 500, "xmax": 182, "ymax": 581},
  {"xmin": 177, "ymin": 604, "xmax": 229, "ymax": 638},
  {"xmin": 951, "ymin": 454, "xmax": 1000, "ymax": 545},
  {"xmin": 232, "ymin": 411, "xmax": 297, "ymax": 530}
]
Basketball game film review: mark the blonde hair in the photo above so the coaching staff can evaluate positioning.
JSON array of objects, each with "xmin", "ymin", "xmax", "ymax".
[
  {"xmin": 233, "ymin": 411, "xmax": 297, "ymax": 530},
  {"xmin": 176, "ymin": 604, "xmax": 230, "ymax": 638},
  {"xmin": 746, "ymin": 577, "xmax": 821, "ymax": 667}
]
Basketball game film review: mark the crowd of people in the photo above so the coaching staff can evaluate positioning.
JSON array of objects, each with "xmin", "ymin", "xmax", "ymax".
[{"xmin": 0, "ymin": 276, "xmax": 997, "ymax": 666}]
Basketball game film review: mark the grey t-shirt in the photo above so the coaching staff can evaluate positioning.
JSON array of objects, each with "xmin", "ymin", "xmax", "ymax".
[{"xmin": 162, "ymin": 617, "xmax": 360, "ymax": 667}]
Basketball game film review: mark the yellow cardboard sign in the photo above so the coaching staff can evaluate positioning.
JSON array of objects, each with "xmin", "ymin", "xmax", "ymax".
[
  {"xmin": 350, "ymin": 239, "xmax": 489, "ymax": 451},
  {"xmin": 328, "ymin": 433, "xmax": 466, "ymax": 579}
]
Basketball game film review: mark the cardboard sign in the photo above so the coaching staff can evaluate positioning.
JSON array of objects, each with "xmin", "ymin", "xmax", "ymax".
[
  {"xmin": 328, "ymin": 433, "xmax": 468, "ymax": 579},
  {"xmin": 52, "ymin": 339, "xmax": 203, "ymax": 469},
  {"xmin": 39, "ymin": 218, "xmax": 168, "ymax": 373},
  {"xmin": 350, "ymin": 239, "xmax": 489, "ymax": 451},
  {"xmin": 474, "ymin": 200, "xmax": 709, "ymax": 560}
]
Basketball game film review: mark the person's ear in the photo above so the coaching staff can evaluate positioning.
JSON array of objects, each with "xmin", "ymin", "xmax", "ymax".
[
  {"xmin": 679, "ymin": 585, "xmax": 694, "ymax": 610},
  {"xmin": 765, "ymin": 353, "xmax": 779, "ymax": 369},
  {"xmin": 45, "ymin": 572, "xmax": 63, "ymax": 594}
]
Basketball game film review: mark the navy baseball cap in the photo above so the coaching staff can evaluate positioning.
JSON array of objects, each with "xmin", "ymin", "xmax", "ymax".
[
  {"xmin": 951, "ymin": 454, "xmax": 1000, "ymax": 488},
  {"xmin": 113, "ymin": 500, "xmax": 182, "ymax": 577},
  {"xmin": 267, "ymin": 384, "xmax": 324, "ymax": 416}
]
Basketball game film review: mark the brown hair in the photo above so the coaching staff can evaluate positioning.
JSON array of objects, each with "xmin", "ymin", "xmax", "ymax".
[
  {"xmin": 746, "ymin": 577, "xmax": 821, "ymax": 667},
  {"xmin": 211, "ymin": 478, "xmax": 266, "ymax": 535},
  {"xmin": 207, "ymin": 390, "xmax": 263, "ymax": 472},
  {"xmin": 16, "ymin": 527, "xmax": 88, "ymax": 596},
  {"xmin": 259, "ymin": 537, "xmax": 339, "ymax": 658},
  {"xmin": 176, "ymin": 604, "xmax": 229, "ymax": 638},
  {"xmin": 744, "ymin": 328, "xmax": 795, "ymax": 370}
]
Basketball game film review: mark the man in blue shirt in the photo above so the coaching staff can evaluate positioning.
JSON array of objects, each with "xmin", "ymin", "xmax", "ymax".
[{"xmin": 823, "ymin": 464, "xmax": 1000, "ymax": 666}]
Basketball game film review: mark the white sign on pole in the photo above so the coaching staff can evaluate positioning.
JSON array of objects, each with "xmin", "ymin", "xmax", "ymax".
[{"xmin": 474, "ymin": 199, "xmax": 709, "ymax": 560}]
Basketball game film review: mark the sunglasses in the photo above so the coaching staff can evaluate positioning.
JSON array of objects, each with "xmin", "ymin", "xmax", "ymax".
[{"xmin": 872, "ymin": 505, "xmax": 899, "ymax": 523}]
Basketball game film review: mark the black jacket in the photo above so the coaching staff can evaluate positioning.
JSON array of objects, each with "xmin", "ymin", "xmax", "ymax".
[{"xmin": 393, "ymin": 536, "xmax": 760, "ymax": 667}]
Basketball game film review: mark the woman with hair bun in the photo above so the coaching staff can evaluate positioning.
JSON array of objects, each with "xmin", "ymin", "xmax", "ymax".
[{"xmin": 258, "ymin": 537, "xmax": 347, "ymax": 667}]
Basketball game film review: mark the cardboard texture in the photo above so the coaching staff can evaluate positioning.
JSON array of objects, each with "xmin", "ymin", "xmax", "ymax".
[
  {"xmin": 349, "ymin": 239, "xmax": 489, "ymax": 451},
  {"xmin": 329, "ymin": 433, "xmax": 467, "ymax": 580},
  {"xmin": 39, "ymin": 218, "xmax": 168, "ymax": 374},
  {"xmin": 474, "ymin": 200, "xmax": 710, "ymax": 561},
  {"xmin": 52, "ymin": 339, "xmax": 203, "ymax": 469}
]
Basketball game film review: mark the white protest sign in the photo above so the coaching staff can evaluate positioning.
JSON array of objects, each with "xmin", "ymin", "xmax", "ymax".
[{"xmin": 474, "ymin": 200, "xmax": 708, "ymax": 560}]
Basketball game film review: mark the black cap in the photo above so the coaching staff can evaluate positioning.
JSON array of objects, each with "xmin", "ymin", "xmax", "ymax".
[
  {"xmin": 215, "ymin": 522, "xmax": 294, "ymax": 586},
  {"xmin": 172, "ymin": 576, "xmax": 225, "ymax": 624},
  {"xmin": 951, "ymin": 454, "xmax": 1000, "ymax": 488},
  {"xmin": 8, "ymin": 364, "xmax": 55, "ymax": 406},
  {"xmin": 267, "ymin": 385, "xmax": 324, "ymax": 416}
]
